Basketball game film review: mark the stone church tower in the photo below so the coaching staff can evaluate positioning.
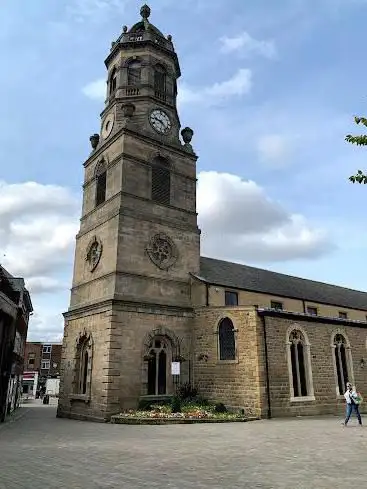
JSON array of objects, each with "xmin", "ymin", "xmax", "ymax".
[{"xmin": 57, "ymin": 5, "xmax": 200, "ymax": 421}]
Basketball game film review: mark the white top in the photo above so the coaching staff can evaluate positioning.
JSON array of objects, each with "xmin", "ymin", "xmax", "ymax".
[{"xmin": 344, "ymin": 390, "xmax": 358, "ymax": 404}]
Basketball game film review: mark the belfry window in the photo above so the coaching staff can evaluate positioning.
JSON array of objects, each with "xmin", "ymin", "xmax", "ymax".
[
  {"xmin": 218, "ymin": 317, "xmax": 236, "ymax": 361},
  {"xmin": 154, "ymin": 64, "xmax": 166, "ymax": 100},
  {"xmin": 109, "ymin": 67, "xmax": 117, "ymax": 95},
  {"xmin": 95, "ymin": 160, "xmax": 107, "ymax": 207},
  {"xmin": 127, "ymin": 60, "xmax": 141, "ymax": 85},
  {"xmin": 151, "ymin": 157, "xmax": 170, "ymax": 205},
  {"xmin": 333, "ymin": 333, "xmax": 350, "ymax": 395},
  {"xmin": 287, "ymin": 329, "xmax": 314, "ymax": 399}
]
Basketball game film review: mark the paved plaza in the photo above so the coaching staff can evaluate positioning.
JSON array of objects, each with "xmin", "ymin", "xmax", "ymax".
[{"xmin": 0, "ymin": 401, "xmax": 366, "ymax": 489}]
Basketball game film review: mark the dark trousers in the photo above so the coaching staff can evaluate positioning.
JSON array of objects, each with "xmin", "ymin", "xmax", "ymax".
[{"xmin": 345, "ymin": 403, "xmax": 362, "ymax": 425}]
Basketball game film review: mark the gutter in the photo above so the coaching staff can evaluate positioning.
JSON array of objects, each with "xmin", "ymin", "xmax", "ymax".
[{"xmin": 259, "ymin": 313, "xmax": 272, "ymax": 419}]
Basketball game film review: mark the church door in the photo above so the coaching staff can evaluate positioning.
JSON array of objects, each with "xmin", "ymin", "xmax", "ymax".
[{"xmin": 147, "ymin": 337, "xmax": 168, "ymax": 395}]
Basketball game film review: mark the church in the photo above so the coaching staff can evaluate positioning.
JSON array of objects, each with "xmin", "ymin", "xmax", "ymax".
[{"xmin": 57, "ymin": 5, "xmax": 367, "ymax": 422}]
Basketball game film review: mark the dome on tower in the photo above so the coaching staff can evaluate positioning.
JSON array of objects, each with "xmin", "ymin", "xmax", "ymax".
[{"xmin": 115, "ymin": 4, "xmax": 169, "ymax": 44}]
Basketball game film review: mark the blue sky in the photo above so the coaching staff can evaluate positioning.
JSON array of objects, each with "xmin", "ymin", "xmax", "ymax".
[{"xmin": 1, "ymin": 0, "xmax": 367, "ymax": 341}]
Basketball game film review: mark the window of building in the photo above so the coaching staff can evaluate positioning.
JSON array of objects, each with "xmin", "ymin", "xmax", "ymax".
[
  {"xmin": 127, "ymin": 60, "xmax": 141, "ymax": 85},
  {"xmin": 154, "ymin": 64, "xmax": 166, "ymax": 99},
  {"xmin": 333, "ymin": 333, "xmax": 350, "ymax": 395},
  {"xmin": 287, "ymin": 329, "xmax": 314, "ymax": 399},
  {"xmin": 151, "ymin": 157, "xmax": 170, "ymax": 205},
  {"xmin": 42, "ymin": 345, "xmax": 51, "ymax": 354},
  {"xmin": 28, "ymin": 358, "xmax": 35, "ymax": 366},
  {"xmin": 218, "ymin": 317, "xmax": 236, "ymax": 361},
  {"xmin": 41, "ymin": 360, "xmax": 50, "ymax": 370},
  {"xmin": 225, "ymin": 290, "xmax": 238, "ymax": 306},
  {"xmin": 95, "ymin": 160, "xmax": 107, "ymax": 207},
  {"xmin": 339, "ymin": 311, "xmax": 348, "ymax": 319},
  {"xmin": 306, "ymin": 306, "xmax": 318, "ymax": 316},
  {"xmin": 75, "ymin": 333, "xmax": 93, "ymax": 396},
  {"xmin": 109, "ymin": 67, "xmax": 117, "ymax": 95},
  {"xmin": 271, "ymin": 301, "xmax": 283, "ymax": 310},
  {"xmin": 146, "ymin": 336, "xmax": 171, "ymax": 395}
]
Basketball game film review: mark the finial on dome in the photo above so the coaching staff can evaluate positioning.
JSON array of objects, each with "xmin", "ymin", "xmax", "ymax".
[{"xmin": 140, "ymin": 4, "xmax": 151, "ymax": 20}]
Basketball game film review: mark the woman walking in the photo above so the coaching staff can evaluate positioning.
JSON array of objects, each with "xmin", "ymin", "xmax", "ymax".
[{"xmin": 343, "ymin": 382, "xmax": 363, "ymax": 427}]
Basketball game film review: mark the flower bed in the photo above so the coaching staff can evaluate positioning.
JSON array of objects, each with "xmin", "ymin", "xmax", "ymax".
[{"xmin": 110, "ymin": 405, "xmax": 258, "ymax": 425}]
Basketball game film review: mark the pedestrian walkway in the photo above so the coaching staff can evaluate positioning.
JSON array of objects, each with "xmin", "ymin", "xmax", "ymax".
[{"xmin": 0, "ymin": 402, "xmax": 365, "ymax": 488}]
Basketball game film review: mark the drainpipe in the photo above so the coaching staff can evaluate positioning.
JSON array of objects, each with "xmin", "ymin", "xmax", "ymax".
[
  {"xmin": 205, "ymin": 283, "xmax": 209, "ymax": 306},
  {"xmin": 260, "ymin": 314, "xmax": 272, "ymax": 419}
]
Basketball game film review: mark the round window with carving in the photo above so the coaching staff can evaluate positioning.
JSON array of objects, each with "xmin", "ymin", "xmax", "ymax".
[
  {"xmin": 86, "ymin": 237, "xmax": 103, "ymax": 272},
  {"xmin": 146, "ymin": 233, "xmax": 178, "ymax": 270}
]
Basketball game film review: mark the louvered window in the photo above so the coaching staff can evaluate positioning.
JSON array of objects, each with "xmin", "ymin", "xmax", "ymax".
[
  {"xmin": 151, "ymin": 162, "xmax": 170, "ymax": 205},
  {"xmin": 128, "ymin": 61, "xmax": 141, "ymax": 85},
  {"xmin": 95, "ymin": 170, "xmax": 106, "ymax": 207}
]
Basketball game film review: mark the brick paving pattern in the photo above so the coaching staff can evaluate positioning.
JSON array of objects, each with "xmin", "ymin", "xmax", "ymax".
[{"xmin": 0, "ymin": 401, "xmax": 366, "ymax": 488}]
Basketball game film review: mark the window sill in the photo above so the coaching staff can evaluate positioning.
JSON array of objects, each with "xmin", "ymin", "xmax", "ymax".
[
  {"xmin": 290, "ymin": 395, "xmax": 316, "ymax": 403},
  {"xmin": 217, "ymin": 359, "xmax": 239, "ymax": 365},
  {"xmin": 69, "ymin": 394, "xmax": 90, "ymax": 404}
]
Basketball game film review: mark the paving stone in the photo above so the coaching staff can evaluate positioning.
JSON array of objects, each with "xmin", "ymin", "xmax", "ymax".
[{"xmin": 0, "ymin": 401, "xmax": 365, "ymax": 488}]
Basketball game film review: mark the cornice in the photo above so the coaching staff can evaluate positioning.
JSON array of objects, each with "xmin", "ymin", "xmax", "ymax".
[
  {"xmin": 64, "ymin": 298, "xmax": 193, "ymax": 319},
  {"xmin": 84, "ymin": 126, "xmax": 197, "ymax": 169},
  {"xmin": 77, "ymin": 204, "xmax": 200, "ymax": 238}
]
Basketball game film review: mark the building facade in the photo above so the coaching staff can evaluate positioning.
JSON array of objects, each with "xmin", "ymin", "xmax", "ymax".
[
  {"xmin": 57, "ymin": 5, "xmax": 367, "ymax": 422},
  {"xmin": 23, "ymin": 342, "xmax": 62, "ymax": 395},
  {"xmin": 0, "ymin": 265, "xmax": 32, "ymax": 422}
]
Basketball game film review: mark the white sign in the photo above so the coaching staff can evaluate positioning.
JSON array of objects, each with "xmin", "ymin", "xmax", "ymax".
[{"xmin": 171, "ymin": 362, "xmax": 180, "ymax": 375}]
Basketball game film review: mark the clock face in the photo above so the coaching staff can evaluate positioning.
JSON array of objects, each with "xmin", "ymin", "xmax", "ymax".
[
  {"xmin": 101, "ymin": 112, "xmax": 114, "ymax": 139},
  {"xmin": 149, "ymin": 109, "xmax": 171, "ymax": 134}
]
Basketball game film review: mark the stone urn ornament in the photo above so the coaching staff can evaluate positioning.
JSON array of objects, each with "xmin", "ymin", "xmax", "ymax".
[
  {"xmin": 181, "ymin": 127, "xmax": 194, "ymax": 152},
  {"xmin": 89, "ymin": 133, "xmax": 100, "ymax": 150}
]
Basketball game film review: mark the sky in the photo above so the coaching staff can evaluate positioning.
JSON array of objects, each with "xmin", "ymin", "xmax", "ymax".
[{"xmin": 1, "ymin": 0, "xmax": 367, "ymax": 342}]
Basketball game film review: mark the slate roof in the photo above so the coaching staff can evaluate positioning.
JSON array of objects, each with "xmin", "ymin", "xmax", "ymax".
[{"xmin": 198, "ymin": 256, "xmax": 367, "ymax": 312}]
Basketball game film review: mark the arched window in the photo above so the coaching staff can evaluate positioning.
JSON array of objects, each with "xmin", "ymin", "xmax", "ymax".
[
  {"xmin": 146, "ymin": 336, "xmax": 171, "ymax": 395},
  {"xmin": 95, "ymin": 160, "xmax": 107, "ymax": 207},
  {"xmin": 287, "ymin": 328, "xmax": 314, "ymax": 399},
  {"xmin": 151, "ymin": 157, "xmax": 170, "ymax": 205},
  {"xmin": 333, "ymin": 333, "xmax": 350, "ymax": 395},
  {"xmin": 218, "ymin": 317, "xmax": 236, "ymax": 361},
  {"xmin": 109, "ymin": 67, "xmax": 117, "ymax": 95},
  {"xmin": 127, "ymin": 60, "xmax": 141, "ymax": 85},
  {"xmin": 75, "ymin": 333, "xmax": 93, "ymax": 396},
  {"xmin": 154, "ymin": 64, "xmax": 166, "ymax": 100}
]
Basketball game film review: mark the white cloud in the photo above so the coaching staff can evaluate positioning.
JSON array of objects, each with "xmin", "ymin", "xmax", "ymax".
[
  {"xmin": 220, "ymin": 32, "xmax": 276, "ymax": 59},
  {"xmin": 257, "ymin": 134, "xmax": 294, "ymax": 167},
  {"xmin": 28, "ymin": 312, "xmax": 64, "ymax": 343},
  {"xmin": 178, "ymin": 69, "xmax": 252, "ymax": 107},
  {"xmin": 197, "ymin": 171, "xmax": 332, "ymax": 263},
  {"xmin": 0, "ymin": 180, "xmax": 79, "ymax": 341},
  {"xmin": 82, "ymin": 78, "xmax": 106, "ymax": 100}
]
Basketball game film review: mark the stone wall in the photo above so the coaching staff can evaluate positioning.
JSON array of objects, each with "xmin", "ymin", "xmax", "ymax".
[
  {"xmin": 57, "ymin": 304, "xmax": 115, "ymax": 422},
  {"xmin": 263, "ymin": 314, "xmax": 367, "ymax": 417},
  {"xmin": 193, "ymin": 306, "xmax": 263, "ymax": 418}
]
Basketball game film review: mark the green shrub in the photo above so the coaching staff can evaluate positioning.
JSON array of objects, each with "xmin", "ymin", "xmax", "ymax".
[
  {"xmin": 214, "ymin": 402, "xmax": 227, "ymax": 413},
  {"xmin": 176, "ymin": 382, "xmax": 198, "ymax": 401},
  {"xmin": 171, "ymin": 396, "xmax": 182, "ymax": 413}
]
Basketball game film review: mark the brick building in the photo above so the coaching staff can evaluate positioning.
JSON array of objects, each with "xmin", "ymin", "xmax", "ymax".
[
  {"xmin": 0, "ymin": 265, "xmax": 32, "ymax": 422},
  {"xmin": 57, "ymin": 5, "xmax": 367, "ymax": 422},
  {"xmin": 24, "ymin": 342, "xmax": 62, "ymax": 394}
]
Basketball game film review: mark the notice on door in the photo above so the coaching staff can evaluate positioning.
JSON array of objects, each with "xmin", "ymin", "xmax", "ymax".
[{"xmin": 171, "ymin": 362, "xmax": 180, "ymax": 375}]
